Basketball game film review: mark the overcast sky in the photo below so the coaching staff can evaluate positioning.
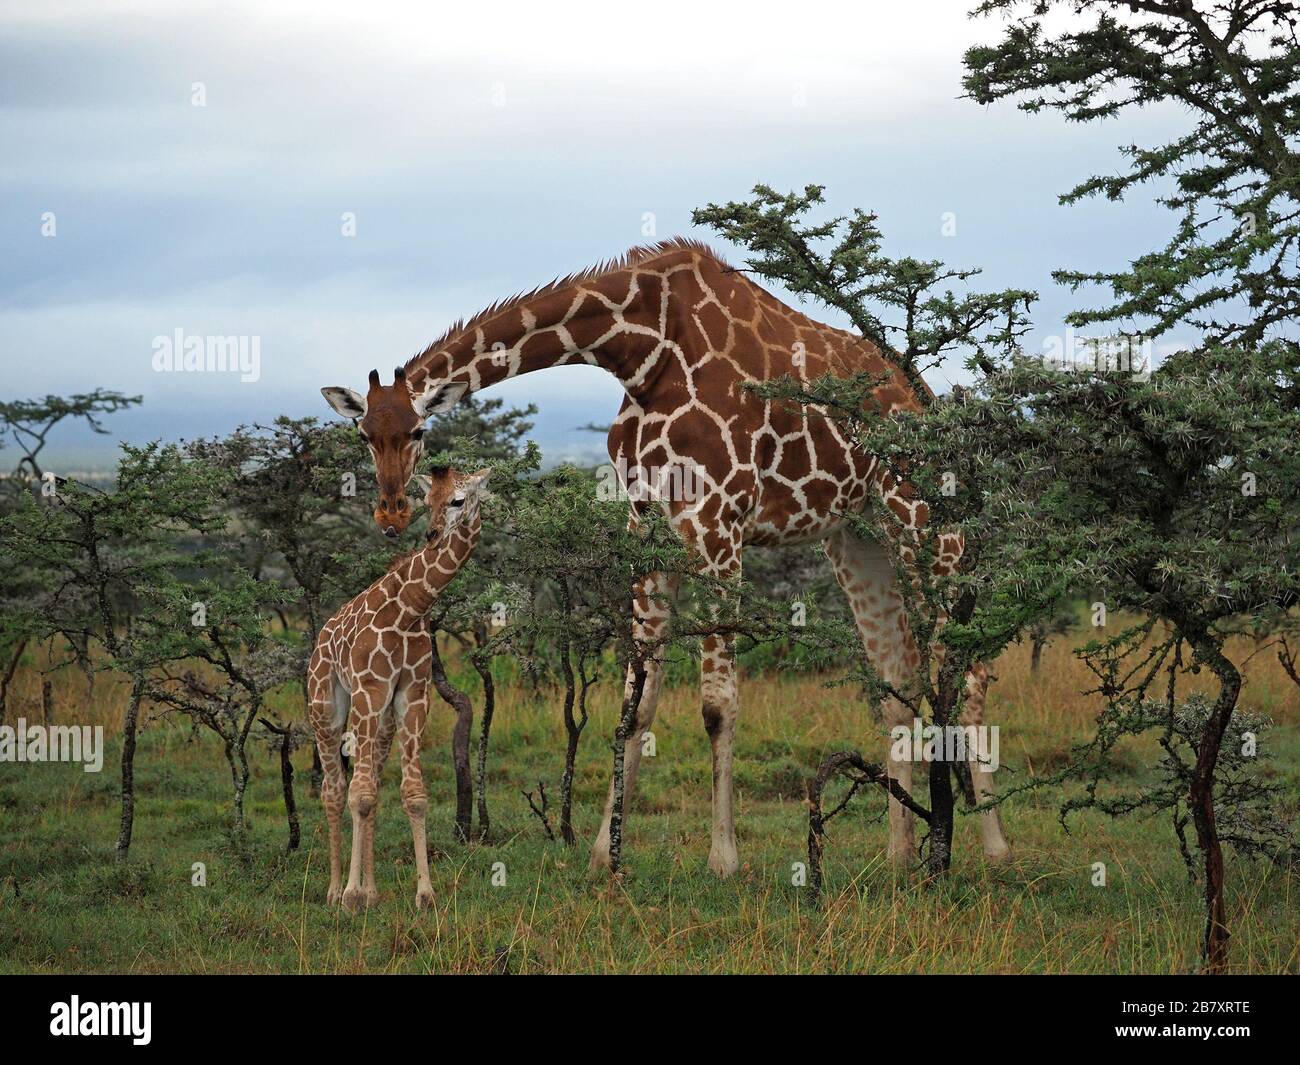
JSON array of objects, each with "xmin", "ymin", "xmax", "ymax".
[{"xmin": 1, "ymin": 0, "xmax": 1188, "ymax": 468}]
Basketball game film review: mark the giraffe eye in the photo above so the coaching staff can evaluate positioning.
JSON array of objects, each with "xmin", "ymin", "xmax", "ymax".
[
  {"xmin": 411, "ymin": 427, "xmax": 425, "ymax": 441},
  {"xmin": 448, "ymin": 498, "xmax": 464, "ymax": 508}
]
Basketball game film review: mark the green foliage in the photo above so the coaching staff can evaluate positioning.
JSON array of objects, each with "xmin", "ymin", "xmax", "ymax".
[
  {"xmin": 1063, "ymin": 687, "xmax": 1295, "ymax": 871},
  {"xmin": 0, "ymin": 442, "xmax": 230, "ymax": 670},
  {"xmin": 0, "ymin": 437, "xmax": 306, "ymax": 834},
  {"xmin": 965, "ymin": 0, "xmax": 1300, "ymax": 346},
  {"xmin": 185, "ymin": 416, "xmax": 373, "ymax": 640}
]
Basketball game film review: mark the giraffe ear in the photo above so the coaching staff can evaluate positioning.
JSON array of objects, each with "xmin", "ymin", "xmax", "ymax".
[
  {"xmin": 466, "ymin": 468, "xmax": 493, "ymax": 499},
  {"xmin": 321, "ymin": 386, "xmax": 367, "ymax": 420},
  {"xmin": 414, "ymin": 474, "xmax": 433, "ymax": 496},
  {"xmin": 413, "ymin": 380, "xmax": 469, "ymax": 420}
]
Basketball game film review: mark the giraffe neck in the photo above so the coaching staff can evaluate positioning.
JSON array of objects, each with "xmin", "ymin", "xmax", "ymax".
[
  {"xmin": 403, "ymin": 262, "xmax": 666, "ymax": 400},
  {"xmin": 395, "ymin": 514, "xmax": 480, "ymax": 619}
]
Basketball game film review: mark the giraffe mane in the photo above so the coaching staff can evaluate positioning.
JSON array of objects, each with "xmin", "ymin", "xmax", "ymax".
[{"xmin": 404, "ymin": 237, "xmax": 733, "ymax": 371}]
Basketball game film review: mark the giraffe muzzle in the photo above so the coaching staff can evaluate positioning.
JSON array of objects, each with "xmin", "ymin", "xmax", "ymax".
[{"xmin": 374, "ymin": 502, "xmax": 410, "ymax": 536}]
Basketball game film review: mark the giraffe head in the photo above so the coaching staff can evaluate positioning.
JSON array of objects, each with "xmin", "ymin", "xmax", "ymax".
[
  {"xmin": 416, "ymin": 466, "xmax": 492, "ymax": 543},
  {"xmin": 321, "ymin": 367, "xmax": 468, "ymax": 537}
]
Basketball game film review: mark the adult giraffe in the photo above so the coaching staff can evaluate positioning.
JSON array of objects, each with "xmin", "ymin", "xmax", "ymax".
[{"xmin": 321, "ymin": 238, "xmax": 1011, "ymax": 875}]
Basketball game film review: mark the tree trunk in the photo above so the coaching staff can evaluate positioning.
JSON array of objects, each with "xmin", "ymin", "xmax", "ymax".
[
  {"xmin": 1186, "ymin": 636, "xmax": 1242, "ymax": 973},
  {"xmin": 115, "ymin": 677, "xmax": 145, "ymax": 862},
  {"xmin": 471, "ymin": 649, "xmax": 496, "ymax": 842},
  {"xmin": 560, "ymin": 679, "xmax": 589, "ymax": 847},
  {"xmin": 262, "ymin": 720, "xmax": 301, "ymax": 852},
  {"xmin": 557, "ymin": 631, "xmax": 579, "ymax": 845},
  {"xmin": 927, "ymin": 755, "xmax": 955, "ymax": 877},
  {"xmin": 41, "ymin": 678, "xmax": 53, "ymax": 726},
  {"xmin": 1030, "ymin": 638, "xmax": 1044, "ymax": 672},
  {"xmin": 607, "ymin": 662, "xmax": 648, "ymax": 874},
  {"xmin": 428, "ymin": 637, "xmax": 473, "ymax": 842},
  {"xmin": 0, "ymin": 638, "xmax": 28, "ymax": 726},
  {"xmin": 927, "ymin": 663, "xmax": 962, "ymax": 877},
  {"xmin": 226, "ymin": 740, "xmax": 250, "ymax": 837}
]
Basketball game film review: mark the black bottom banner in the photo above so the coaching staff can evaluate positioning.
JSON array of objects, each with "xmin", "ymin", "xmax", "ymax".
[{"xmin": 0, "ymin": 973, "xmax": 1287, "ymax": 1049}]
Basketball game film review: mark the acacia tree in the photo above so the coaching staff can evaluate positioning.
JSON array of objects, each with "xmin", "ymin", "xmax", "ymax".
[
  {"xmin": 964, "ymin": 0, "xmax": 1300, "ymax": 350},
  {"xmin": 979, "ymin": 346, "xmax": 1300, "ymax": 971},
  {"xmin": 699, "ymin": 182, "xmax": 1299, "ymax": 961},
  {"xmin": 0, "ymin": 389, "xmax": 141, "ymax": 720},
  {"xmin": 187, "ymin": 418, "xmax": 373, "ymax": 644},
  {"xmin": 494, "ymin": 465, "xmax": 678, "ymax": 847},
  {"xmin": 0, "ymin": 444, "xmax": 229, "ymax": 861},
  {"xmin": 135, "ymin": 568, "xmax": 301, "ymax": 847},
  {"xmin": 964, "ymin": 0, "xmax": 1300, "ymax": 970},
  {"xmin": 186, "ymin": 417, "xmax": 382, "ymax": 797}
]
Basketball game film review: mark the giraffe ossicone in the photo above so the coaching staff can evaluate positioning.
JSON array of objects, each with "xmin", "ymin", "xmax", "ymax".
[
  {"xmin": 322, "ymin": 238, "xmax": 1010, "ymax": 875},
  {"xmin": 307, "ymin": 466, "xmax": 491, "ymax": 911}
]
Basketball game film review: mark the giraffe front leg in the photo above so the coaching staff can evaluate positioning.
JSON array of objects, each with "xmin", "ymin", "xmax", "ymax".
[
  {"xmin": 882, "ymin": 695, "xmax": 917, "ymax": 863},
  {"xmin": 319, "ymin": 737, "xmax": 347, "ymax": 905},
  {"xmin": 702, "ymin": 632, "xmax": 740, "ymax": 876},
  {"xmin": 961, "ymin": 663, "xmax": 1011, "ymax": 863}
]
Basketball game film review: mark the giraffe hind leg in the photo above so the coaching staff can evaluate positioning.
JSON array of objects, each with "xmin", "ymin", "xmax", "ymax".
[
  {"xmin": 960, "ymin": 663, "xmax": 1012, "ymax": 861},
  {"xmin": 824, "ymin": 527, "xmax": 920, "ymax": 864},
  {"xmin": 310, "ymin": 673, "xmax": 347, "ymax": 905}
]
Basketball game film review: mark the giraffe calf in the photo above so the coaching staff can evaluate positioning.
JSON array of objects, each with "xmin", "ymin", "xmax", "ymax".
[{"xmin": 308, "ymin": 467, "xmax": 491, "ymax": 912}]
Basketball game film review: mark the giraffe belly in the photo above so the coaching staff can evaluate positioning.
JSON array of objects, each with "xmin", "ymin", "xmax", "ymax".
[
  {"xmin": 745, "ymin": 468, "xmax": 874, "ymax": 547},
  {"xmin": 745, "ymin": 507, "xmax": 852, "ymax": 547}
]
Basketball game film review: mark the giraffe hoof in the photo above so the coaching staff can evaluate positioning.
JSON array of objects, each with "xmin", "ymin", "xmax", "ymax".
[
  {"xmin": 341, "ymin": 886, "xmax": 373, "ymax": 913},
  {"xmin": 588, "ymin": 842, "xmax": 612, "ymax": 873},
  {"xmin": 984, "ymin": 844, "xmax": 1013, "ymax": 865},
  {"xmin": 327, "ymin": 886, "xmax": 343, "ymax": 907},
  {"xmin": 415, "ymin": 888, "xmax": 435, "ymax": 911}
]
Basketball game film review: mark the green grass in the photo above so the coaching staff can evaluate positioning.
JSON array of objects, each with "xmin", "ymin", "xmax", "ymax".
[{"xmin": 1, "ymin": 637, "xmax": 1297, "ymax": 973}]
